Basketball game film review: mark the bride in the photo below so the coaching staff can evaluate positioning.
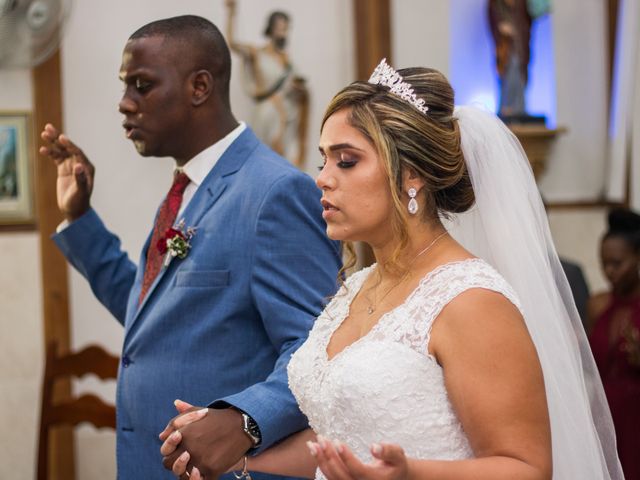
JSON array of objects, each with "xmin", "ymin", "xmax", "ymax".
[{"xmin": 162, "ymin": 60, "xmax": 622, "ymax": 480}]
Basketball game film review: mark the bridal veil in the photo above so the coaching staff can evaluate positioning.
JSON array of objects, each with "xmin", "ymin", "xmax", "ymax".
[{"xmin": 446, "ymin": 106, "xmax": 623, "ymax": 480}]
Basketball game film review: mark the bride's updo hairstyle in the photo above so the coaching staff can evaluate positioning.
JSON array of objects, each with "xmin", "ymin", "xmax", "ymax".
[{"xmin": 321, "ymin": 67, "xmax": 474, "ymax": 273}]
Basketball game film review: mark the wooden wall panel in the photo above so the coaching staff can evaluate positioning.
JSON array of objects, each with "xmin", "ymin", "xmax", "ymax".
[
  {"xmin": 352, "ymin": 0, "xmax": 391, "ymax": 267},
  {"xmin": 32, "ymin": 51, "xmax": 75, "ymax": 480},
  {"xmin": 353, "ymin": 0, "xmax": 392, "ymax": 80}
]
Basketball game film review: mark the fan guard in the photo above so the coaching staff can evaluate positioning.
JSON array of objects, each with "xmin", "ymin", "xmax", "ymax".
[{"xmin": 0, "ymin": 0, "xmax": 72, "ymax": 69}]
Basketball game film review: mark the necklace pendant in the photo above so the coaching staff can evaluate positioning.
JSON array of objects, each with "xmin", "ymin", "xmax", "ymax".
[{"xmin": 367, "ymin": 306, "xmax": 374, "ymax": 315}]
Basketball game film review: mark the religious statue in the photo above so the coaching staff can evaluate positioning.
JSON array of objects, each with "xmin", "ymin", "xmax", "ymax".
[
  {"xmin": 488, "ymin": 0, "xmax": 532, "ymax": 119},
  {"xmin": 225, "ymin": 0, "xmax": 309, "ymax": 168},
  {"xmin": 488, "ymin": 0, "xmax": 552, "ymax": 123}
]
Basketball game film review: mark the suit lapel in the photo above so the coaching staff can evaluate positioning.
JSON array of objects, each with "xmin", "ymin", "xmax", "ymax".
[{"xmin": 128, "ymin": 128, "xmax": 261, "ymax": 326}]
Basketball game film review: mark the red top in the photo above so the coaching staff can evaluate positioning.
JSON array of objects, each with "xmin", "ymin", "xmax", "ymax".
[{"xmin": 589, "ymin": 295, "xmax": 640, "ymax": 480}]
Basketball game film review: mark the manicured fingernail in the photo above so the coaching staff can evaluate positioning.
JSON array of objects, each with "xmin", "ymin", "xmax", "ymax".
[
  {"xmin": 197, "ymin": 408, "xmax": 208, "ymax": 415},
  {"xmin": 317, "ymin": 435, "xmax": 326, "ymax": 448},
  {"xmin": 334, "ymin": 440, "xmax": 344, "ymax": 453},
  {"xmin": 179, "ymin": 451, "xmax": 190, "ymax": 462},
  {"xmin": 193, "ymin": 467, "xmax": 200, "ymax": 475},
  {"xmin": 170, "ymin": 430, "xmax": 181, "ymax": 441},
  {"xmin": 371, "ymin": 443, "xmax": 382, "ymax": 455},
  {"xmin": 174, "ymin": 399, "xmax": 181, "ymax": 406},
  {"xmin": 306, "ymin": 441, "xmax": 318, "ymax": 456}
]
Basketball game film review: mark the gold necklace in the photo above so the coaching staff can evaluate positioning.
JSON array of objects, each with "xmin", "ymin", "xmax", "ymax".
[{"xmin": 366, "ymin": 231, "xmax": 448, "ymax": 315}]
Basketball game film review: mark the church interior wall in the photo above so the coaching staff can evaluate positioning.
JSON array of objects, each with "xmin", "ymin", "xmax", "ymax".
[
  {"xmin": 0, "ymin": 1, "xmax": 621, "ymax": 478},
  {"xmin": 391, "ymin": 0, "xmax": 450, "ymax": 76},
  {"xmin": 538, "ymin": 0, "xmax": 609, "ymax": 202},
  {"xmin": 0, "ymin": 69, "xmax": 43, "ymax": 480}
]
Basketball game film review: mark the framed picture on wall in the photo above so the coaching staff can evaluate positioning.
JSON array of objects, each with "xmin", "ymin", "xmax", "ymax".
[{"xmin": 0, "ymin": 112, "xmax": 34, "ymax": 227}]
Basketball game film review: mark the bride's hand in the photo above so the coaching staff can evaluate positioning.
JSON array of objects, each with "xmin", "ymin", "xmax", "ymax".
[
  {"xmin": 309, "ymin": 436, "xmax": 409, "ymax": 480},
  {"xmin": 189, "ymin": 466, "xmax": 204, "ymax": 479}
]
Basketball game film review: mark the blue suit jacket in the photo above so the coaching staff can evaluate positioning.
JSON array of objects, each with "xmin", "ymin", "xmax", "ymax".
[{"xmin": 54, "ymin": 128, "xmax": 341, "ymax": 479}]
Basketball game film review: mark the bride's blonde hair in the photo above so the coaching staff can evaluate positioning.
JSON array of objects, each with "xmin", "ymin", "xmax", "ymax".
[{"xmin": 321, "ymin": 67, "xmax": 474, "ymax": 278}]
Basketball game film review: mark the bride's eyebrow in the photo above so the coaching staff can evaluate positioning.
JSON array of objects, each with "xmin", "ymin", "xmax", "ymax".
[{"xmin": 318, "ymin": 143, "xmax": 365, "ymax": 155}]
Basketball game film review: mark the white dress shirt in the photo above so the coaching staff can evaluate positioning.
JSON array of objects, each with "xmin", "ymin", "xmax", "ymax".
[{"xmin": 176, "ymin": 122, "xmax": 246, "ymax": 217}]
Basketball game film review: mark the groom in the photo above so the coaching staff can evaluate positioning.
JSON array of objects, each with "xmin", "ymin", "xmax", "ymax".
[{"xmin": 41, "ymin": 15, "xmax": 340, "ymax": 479}]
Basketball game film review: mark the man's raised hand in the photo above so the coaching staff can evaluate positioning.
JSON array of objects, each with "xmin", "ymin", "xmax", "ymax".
[{"xmin": 40, "ymin": 123, "xmax": 95, "ymax": 221}]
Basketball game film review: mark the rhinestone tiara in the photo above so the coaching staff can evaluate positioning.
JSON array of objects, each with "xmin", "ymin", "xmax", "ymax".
[{"xmin": 367, "ymin": 58, "xmax": 428, "ymax": 114}]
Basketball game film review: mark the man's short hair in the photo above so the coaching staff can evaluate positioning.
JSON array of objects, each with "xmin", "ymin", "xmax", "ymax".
[{"xmin": 130, "ymin": 15, "xmax": 231, "ymax": 96}]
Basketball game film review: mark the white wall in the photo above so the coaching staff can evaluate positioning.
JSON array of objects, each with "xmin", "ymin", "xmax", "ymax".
[
  {"xmin": 548, "ymin": 208, "xmax": 608, "ymax": 294},
  {"xmin": 59, "ymin": 0, "xmax": 353, "ymax": 477},
  {"xmin": 0, "ymin": 70, "xmax": 43, "ymax": 480},
  {"xmin": 607, "ymin": 0, "xmax": 640, "ymax": 210},
  {"xmin": 0, "ymin": 232, "xmax": 43, "ymax": 480},
  {"xmin": 538, "ymin": 0, "xmax": 609, "ymax": 201},
  {"xmin": 392, "ymin": 0, "xmax": 450, "ymax": 75}
]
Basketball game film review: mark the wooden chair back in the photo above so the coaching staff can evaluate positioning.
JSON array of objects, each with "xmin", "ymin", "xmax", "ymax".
[{"xmin": 37, "ymin": 341, "xmax": 119, "ymax": 480}]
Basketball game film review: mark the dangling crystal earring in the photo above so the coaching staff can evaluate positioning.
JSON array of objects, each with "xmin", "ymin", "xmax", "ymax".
[{"xmin": 407, "ymin": 187, "xmax": 418, "ymax": 215}]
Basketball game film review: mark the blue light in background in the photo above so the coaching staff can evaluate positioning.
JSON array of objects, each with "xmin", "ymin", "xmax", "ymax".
[
  {"xmin": 449, "ymin": 0, "xmax": 496, "ymax": 111},
  {"xmin": 449, "ymin": 0, "xmax": 556, "ymax": 127},
  {"xmin": 607, "ymin": 0, "xmax": 626, "ymax": 138},
  {"xmin": 527, "ymin": 13, "xmax": 556, "ymax": 127}
]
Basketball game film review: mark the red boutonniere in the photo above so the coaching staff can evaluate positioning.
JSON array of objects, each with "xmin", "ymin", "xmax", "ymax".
[{"xmin": 157, "ymin": 219, "xmax": 197, "ymax": 267}]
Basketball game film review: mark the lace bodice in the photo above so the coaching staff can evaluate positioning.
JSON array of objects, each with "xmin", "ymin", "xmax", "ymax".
[{"xmin": 288, "ymin": 259, "xmax": 521, "ymax": 476}]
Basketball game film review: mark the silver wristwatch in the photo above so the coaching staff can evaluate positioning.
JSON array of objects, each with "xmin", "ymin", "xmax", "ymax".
[{"xmin": 240, "ymin": 412, "xmax": 262, "ymax": 448}]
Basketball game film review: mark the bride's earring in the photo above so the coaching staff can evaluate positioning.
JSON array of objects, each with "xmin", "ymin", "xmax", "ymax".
[{"xmin": 407, "ymin": 187, "xmax": 418, "ymax": 215}]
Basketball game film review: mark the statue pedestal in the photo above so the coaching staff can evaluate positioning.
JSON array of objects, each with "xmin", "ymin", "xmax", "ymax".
[{"xmin": 508, "ymin": 125, "xmax": 567, "ymax": 179}]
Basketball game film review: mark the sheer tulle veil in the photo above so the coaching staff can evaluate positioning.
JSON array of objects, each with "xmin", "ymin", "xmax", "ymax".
[{"xmin": 445, "ymin": 106, "xmax": 623, "ymax": 479}]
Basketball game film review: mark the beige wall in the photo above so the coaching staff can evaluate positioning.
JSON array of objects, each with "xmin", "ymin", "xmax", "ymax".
[
  {"xmin": 538, "ymin": 0, "xmax": 609, "ymax": 202},
  {"xmin": 549, "ymin": 208, "xmax": 609, "ymax": 295},
  {"xmin": 0, "ymin": 67, "xmax": 43, "ymax": 480},
  {"xmin": 0, "ymin": 233, "xmax": 43, "ymax": 479},
  {"xmin": 392, "ymin": 0, "xmax": 450, "ymax": 75}
]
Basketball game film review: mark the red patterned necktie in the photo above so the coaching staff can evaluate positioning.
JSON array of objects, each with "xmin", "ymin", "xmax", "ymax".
[{"xmin": 138, "ymin": 171, "xmax": 190, "ymax": 304}]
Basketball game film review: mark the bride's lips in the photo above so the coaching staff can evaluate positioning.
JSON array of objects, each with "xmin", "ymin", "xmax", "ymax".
[{"xmin": 321, "ymin": 198, "xmax": 339, "ymax": 220}]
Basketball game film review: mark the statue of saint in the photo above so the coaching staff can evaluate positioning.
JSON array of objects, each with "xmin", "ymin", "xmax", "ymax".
[
  {"xmin": 488, "ymin": 0, "xmax": 532, "ymax": 119},
  {"xmin": 225, "ymin": 0, "xmax": 309, "ymax": 168}
]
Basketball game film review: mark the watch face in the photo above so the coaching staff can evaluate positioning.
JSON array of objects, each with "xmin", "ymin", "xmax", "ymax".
[{"xmin": 243, "ymin": 413, "xmax": 262, "ymax": 445}]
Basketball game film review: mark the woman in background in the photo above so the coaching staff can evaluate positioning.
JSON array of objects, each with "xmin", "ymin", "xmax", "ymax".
[{"xmin": 589, "ymin": 208, "xmax": 640, "ymax": 480}]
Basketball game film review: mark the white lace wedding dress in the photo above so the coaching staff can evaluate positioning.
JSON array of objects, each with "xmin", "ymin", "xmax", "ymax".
[{"xmin": 288, "ymin": 258, "xmax": 522, "ymax": 479}]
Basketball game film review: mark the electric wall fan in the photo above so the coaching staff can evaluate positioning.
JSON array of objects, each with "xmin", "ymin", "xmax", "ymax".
[{"xmin": 0, "ymin": 0, "xmax": 72, "ymax": 69}]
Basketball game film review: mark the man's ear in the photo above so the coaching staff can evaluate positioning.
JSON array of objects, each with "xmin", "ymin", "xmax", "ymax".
[
  {"xmin": 191, "ymin": 70, "xmax": 213, "ymax": 106},
  {"xmin": 401, "ymin": 167, "xmax": 426, "ymax": 194}
]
